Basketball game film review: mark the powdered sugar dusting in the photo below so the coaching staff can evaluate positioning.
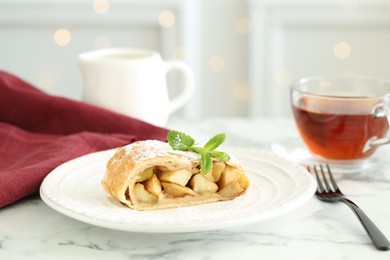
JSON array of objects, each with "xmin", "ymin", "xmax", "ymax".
[
  {"xmin": 124, "ymin": 140, "xmax": 240, "ymax": 166},
  {"xmin": 124, "ymin": 140, "xmax": 200, "ymax": 163}
]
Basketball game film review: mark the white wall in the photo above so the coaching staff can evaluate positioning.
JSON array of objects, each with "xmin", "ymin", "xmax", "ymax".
[
  {"xmin": 1, "ymin": 0, "xmax": 390, "ymax": 120},
  {"xmin": 248, "ymin": 0, "xmax": 390, "ymax": 117},
  {"xmin": 0, "ymin": 0, "xmax": 180, "ymax": 100}
]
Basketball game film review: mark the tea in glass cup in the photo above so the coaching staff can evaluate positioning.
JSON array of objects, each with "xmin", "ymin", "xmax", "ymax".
[{"xmin": 291, "ymin": 76, "xmax": 390, "ymax": 160}]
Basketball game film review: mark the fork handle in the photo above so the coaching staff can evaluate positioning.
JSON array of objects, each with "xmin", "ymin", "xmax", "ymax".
[{"xmin": 341, "ymin": 198, "xmax": 390, "ymax": 251}]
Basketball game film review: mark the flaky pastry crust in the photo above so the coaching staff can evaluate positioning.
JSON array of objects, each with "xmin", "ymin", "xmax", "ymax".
[{"xmin": 102, "ymin": 140, "xmax": 249, "ymax": 210}]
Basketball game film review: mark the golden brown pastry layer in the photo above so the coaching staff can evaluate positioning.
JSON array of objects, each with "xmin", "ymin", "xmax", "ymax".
[{"xmin": 102, "ymin": 140, "xmax": 249, "ymax": 210}]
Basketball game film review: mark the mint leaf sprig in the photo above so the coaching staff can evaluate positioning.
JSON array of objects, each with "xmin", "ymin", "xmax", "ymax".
[{"xmin": 167, "ymin": 130, "xmax": 230, "ymax": 174}]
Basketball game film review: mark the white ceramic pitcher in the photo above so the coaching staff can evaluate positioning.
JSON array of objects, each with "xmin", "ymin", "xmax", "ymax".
[{"xmin": 78, "ymin": 48, "xmax": 194, "ymax": 126}]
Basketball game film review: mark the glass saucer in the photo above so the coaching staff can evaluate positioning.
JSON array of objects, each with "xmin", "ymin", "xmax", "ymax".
[{"xmin": 271, "ymin": 138, "xmax": 390, "ymax": 174}]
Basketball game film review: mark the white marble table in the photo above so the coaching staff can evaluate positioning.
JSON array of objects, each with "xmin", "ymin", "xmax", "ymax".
[{"xmin": 1, "ymin": 118, "xmax": 390, "ymax": 259}]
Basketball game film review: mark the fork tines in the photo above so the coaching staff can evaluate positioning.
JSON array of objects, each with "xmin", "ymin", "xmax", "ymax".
[
  {"xmin": 307, "ymin": 164, "xmax": 338, "ymax": 193},
  {"xmin": 307, "ymin": 164, "xmax": 390, "ymax": 251}
]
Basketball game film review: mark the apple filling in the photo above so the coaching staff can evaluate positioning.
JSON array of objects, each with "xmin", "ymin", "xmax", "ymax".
[{"xmin": 132, "ymin": 161, "xmax": 249, "ymax": 204}]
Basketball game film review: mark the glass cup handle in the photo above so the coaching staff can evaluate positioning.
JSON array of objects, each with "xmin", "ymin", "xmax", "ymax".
[{"xmin": 363, "ymin": 104, "xmax": 390, "ymax": 153}]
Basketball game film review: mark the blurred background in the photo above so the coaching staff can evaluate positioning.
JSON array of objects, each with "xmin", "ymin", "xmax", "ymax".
[{"xmin": 1, "ymin": 0, "xmax": 390, "ymax": 120}]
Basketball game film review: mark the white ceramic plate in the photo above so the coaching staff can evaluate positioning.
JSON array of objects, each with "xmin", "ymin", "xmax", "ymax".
[{"xmin": 40, "ymin": 147, "xmax": 316, "ymax": 233}]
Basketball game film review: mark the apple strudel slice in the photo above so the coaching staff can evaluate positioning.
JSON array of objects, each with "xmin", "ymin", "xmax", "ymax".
[{"xmin": 102, "ymin": 140, "xmax": 249, "ymax": 210}]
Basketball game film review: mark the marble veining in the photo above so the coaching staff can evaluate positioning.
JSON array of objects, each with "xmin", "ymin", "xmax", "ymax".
[{"xmin": 1, "ymin": 118, "xmax": 390, "ymax": 260}]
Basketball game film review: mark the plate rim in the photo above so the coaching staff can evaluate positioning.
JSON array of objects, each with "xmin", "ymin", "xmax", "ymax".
[{"xmin": 40, "ymin": 147, "xmax": 316, "ymax": 233}]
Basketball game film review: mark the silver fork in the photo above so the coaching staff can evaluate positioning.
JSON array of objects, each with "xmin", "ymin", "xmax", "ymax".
[{"xmin": 308, "ymin": 164, "xmax": 390, "ymax": 251}]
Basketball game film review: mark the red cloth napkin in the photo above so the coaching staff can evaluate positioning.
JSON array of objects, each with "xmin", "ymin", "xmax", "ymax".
[{"xmin": 0, "ymin": 70, "xmax": 169, "ymax": 208}]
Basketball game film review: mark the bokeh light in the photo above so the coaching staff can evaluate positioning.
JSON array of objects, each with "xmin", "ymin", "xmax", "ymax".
[
  {"xmin": 235, "ymin": 18, "xmax": 251, "ymax": 35},
  {"xmin": 54, "ymin": 28, "xmax": 71, "ymax": 46},
  {"xmin": 158, "ymin": 10, "xmax": 175, "ymax": 28},
  {"xmin": 93, "ymin": 0, "xmax": 110, "ymax": 14},
  {"xmin": 208, "ymin": 55, "xmax": 225, "ymax": 72},
  {"xmin": 334, "ymin": 41, "xmax": 351, "ymax": 59}
]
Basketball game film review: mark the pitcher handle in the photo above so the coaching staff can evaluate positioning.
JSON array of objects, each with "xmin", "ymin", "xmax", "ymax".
[
  {"xmin": 363, "ymin": 103, "xmax": 390, "ymax": 153},
  {"xmin": 164, "ymin": 60, "xmax": 194, "ymax": 114}
]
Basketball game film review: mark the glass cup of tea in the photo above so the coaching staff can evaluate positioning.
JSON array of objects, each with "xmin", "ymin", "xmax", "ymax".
[{"xmin": 291, "ymin": 75, "xmax": 390, "ymax": 161}]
